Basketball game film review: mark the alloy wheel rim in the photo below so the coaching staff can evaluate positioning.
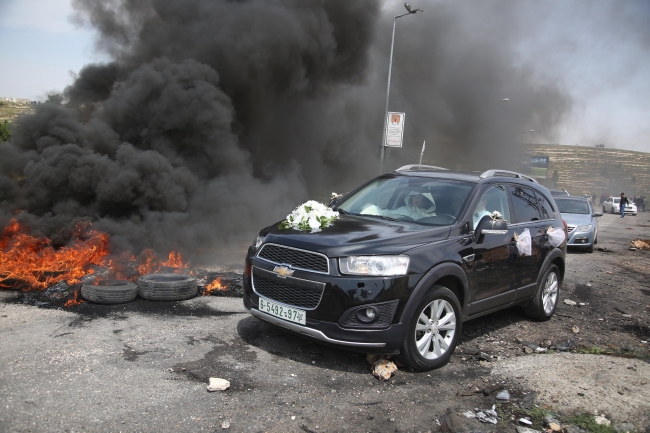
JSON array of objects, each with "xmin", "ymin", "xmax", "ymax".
[
  {"xmin": 542, "ymin": 272, "xmax": 559, "ymax": 314},
  {"xmin": 414, "ymin": 299, "xmax": 456, "ymax": 360}
]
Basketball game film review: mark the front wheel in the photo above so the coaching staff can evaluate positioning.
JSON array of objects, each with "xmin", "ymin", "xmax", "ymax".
[
  {"xmin": 398, "ymin": 286, "xmax": 461, "ymax": 371},
  {"xmin": 525, "ymin": 264, "xmax": 561, "ymax": 321}
]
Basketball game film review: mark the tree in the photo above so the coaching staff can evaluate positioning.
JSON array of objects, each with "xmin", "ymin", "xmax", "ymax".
[
  {"xmin": 0, "ymin": 120, "xmax": 10, "ymax": 142},
  {"xmin": 595, "ymin": 144, "xmax": 605, "ymax": 148},
  {"xmin": 45, "ymin": 93, "xmax": 64, "ymax": 105}
]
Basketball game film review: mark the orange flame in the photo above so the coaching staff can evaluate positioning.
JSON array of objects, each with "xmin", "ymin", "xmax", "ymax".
[
  {"xmin": 204, "ymin": 278, "xmax": 225, "ymax": 295},
  {"xmin": 0, "ymin": 219, "xmax": 190, "ymax": 305},
  {"xmin": 0, "ymin": 219, "xmax": 109, "ymax": 290},
  {"xmin": 63, "ymin": 287, "xmax": 85, "ymax": 307}
]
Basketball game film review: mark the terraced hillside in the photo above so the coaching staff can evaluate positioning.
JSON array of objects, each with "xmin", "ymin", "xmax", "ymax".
[
  {"xmin": 526, "ymin": 144, "xmax": 650, "ymax": 198},
  {"xmin": 0, "ymin": 100, "xmax": 34, "ymax": 122}
]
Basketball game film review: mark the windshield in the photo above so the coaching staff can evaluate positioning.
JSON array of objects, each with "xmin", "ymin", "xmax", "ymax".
[
  {"xmin": 613, "ymin": 198, "xmax": 620, "ymax": 203},
  {"xmin": 556, "ymin": 199, "xmax": 590, "ymax": 214},
  {"xmin": 336, "ymin": 176, "xmax": 474, "ymax": 226}
]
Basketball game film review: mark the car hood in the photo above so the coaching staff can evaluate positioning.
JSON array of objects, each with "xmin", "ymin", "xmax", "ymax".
[
  {"xmin": 560, "ymin": 213, "xmax": 593, "ymax": 226},
  {"xmin": 262, "ymin": 214, "xmax": 451, "ymax": 257}
]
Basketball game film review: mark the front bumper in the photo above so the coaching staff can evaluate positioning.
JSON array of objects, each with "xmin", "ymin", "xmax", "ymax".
[
  {"xmin": 567, "ymin": 228, "xmax": 595, "ymax": 246},
  {"xmin": 243, "ymin": 254, "xmax": 420, "ymax": 353}
]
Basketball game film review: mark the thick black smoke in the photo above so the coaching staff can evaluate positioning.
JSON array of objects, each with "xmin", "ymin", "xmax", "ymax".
[{"xmin": 0, "ymin": 0, "xmax": 576, "ymax": 265}]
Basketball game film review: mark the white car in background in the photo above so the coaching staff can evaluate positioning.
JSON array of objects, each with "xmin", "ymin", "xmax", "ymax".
[{"xmin": 602, "ymin": 196, "xmax": 637, "ymax": 215}]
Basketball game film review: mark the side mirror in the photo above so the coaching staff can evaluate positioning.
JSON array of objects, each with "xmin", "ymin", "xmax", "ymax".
[
  {"xmin": 593, "ymin": 212, "xmax": 603, "ymax": 217},
  {"xmin": 474, "ymin": 215, "xmax": 508, "ymax": 244}
]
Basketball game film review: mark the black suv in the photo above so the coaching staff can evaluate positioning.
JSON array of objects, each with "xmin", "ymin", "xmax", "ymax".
[{"xmin": 243, "ymin": 166, "xmax": 566, "ymax": 371}]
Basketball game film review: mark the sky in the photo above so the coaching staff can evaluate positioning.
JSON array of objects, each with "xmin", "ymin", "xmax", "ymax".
[{"xmin": 0, "ymin": 0, "xmax": 648, "ymax": 153}]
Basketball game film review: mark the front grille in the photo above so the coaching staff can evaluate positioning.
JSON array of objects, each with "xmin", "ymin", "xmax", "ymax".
[
  {"xmin": 257, "ymin": 244, "xmax": 329, "ymax": 274},
  {"xmin": 567, "ymin": 225, "xmax": 576, "ymax": 232},
  {"xmin": 253, "ymin": 271, "xmax": 324, "ymax": 310}
]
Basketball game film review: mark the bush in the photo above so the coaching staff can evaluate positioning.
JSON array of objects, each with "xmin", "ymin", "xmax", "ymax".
[{"xmin": 0, "ymin": 120, "xmax": 10, "ymax": 142}]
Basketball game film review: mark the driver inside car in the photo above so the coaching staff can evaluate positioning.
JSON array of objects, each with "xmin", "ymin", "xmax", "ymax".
[
  {"xmin": 360, "ymin": 191, "xmax": 437, "ymax": 221},
  {"xmin": 391, "ymin": 192, "xmax": 437, "ymax": 220}
]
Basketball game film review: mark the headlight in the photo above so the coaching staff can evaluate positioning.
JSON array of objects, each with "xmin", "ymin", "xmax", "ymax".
[
  {"xmin": 339, "ymin": 255, "xmax": 409, "ymax": 276},
  {"xmin": 576, "ymin": 225, "xmax": 592, "ymax": 232},
  {"xmin": 252, "ymin": 234, "xmax": 265, "ymax": 251}
]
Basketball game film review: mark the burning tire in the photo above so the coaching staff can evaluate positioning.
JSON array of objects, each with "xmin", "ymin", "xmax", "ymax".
[
  {"xmin": 137, "ymin": 274, "xmax": 197, "ymax": 301},
  {"xmin": 81, "ymin": 280, "xmax": 138, "ymax": 304}
]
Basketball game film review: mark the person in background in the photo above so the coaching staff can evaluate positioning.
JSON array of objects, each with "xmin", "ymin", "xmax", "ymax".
[
  {"xmin": 619, "ymin": 192, "xmax": 629, "ymax": 218},
  {"xmin": 643, "ymin": 196, "xmax": 647, "ymax": 212}
]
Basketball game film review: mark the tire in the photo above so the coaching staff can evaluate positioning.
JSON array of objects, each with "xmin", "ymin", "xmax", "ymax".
[
  {"xmin": 137, "ymin": 273, "xmax": 198, "ymax": 301},
  {"xmin": 398, "ymin": 285, "xmax": 462, "ymax": 371},
  {"xmin": 81, "ymin": 280, "xmax": 137, "ymax": 304},
  {"xmin": 585, "ymin": 242, "xmax": 594, "ymax": 253},
  {"xmin": 525, "ymin": 264, "xmax": 560, "ymax": 321}
]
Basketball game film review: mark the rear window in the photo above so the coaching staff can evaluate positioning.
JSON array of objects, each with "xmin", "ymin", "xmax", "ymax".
[
  {"xmin": 508, "ymin": 185, "xmax": 541, "ymax": 223},
  {"xmin": 535, "ymin": 191, "xmax": 556, "ymax": 220},
  {"xmin": 556, "ymin": 199, "xmax": 590, "ymax": 214}
]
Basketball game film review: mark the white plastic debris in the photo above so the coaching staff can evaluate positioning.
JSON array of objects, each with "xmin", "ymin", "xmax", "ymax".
[
  {"xmin": 564, "ymin": 299, "xmax": 577, "ymax": 306},
  {"xmin": 594, "ymin": 415, "xmax": 611, "ymax": 426},
  {"xmin": 463, "ymin": 410, "xmax": 477, "ymax": 418},
  {"xmin": 516, "ymin": 228, "xmax": 532, "ymax": 256},
  {"xmin": 519, "ymin": 418, "xmax": 533, "ymax": 425},
  {"xmin": 496, "ymin": 390, "xmax": 510, "ymax": 401},
  {"xmin": 207, "ymin": 378, "xmax": 231, "ymax": 392},
  {"xmin": 476, "ymin": 405, "xmax": 498, "ymax": 424},
  {"xmin": 547, "ymin": 226, "xmax": 566, "ymax": 247}
]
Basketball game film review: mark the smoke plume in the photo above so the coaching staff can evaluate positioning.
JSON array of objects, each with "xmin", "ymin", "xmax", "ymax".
[{"xmin": 1, "ymin": 0, "xmax": 577, "ymax": 264}]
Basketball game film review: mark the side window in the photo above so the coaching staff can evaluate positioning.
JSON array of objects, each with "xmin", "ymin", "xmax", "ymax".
[
  {"xmin": 472, "ymin": 184, "xmax": 511, "ymax": 230},
  {"xmin": 509, "ymin": 185, "xmax": 541, "ymax": 223},
  {"xmin": 535, "ymin": 191, "xmax": 555, "ymax": 220}
]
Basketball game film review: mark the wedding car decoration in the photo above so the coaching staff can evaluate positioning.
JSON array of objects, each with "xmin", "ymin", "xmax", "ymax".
[{"xmin": 278, "ymin": 200, "xmax": 340, "ymax": 233}]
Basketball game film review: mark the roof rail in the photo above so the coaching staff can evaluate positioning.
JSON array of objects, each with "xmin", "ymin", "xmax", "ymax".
[
  {"xmin": 395, "ymin": 164, "xmax": 449, "ymax": 172},
  {"xmin": 479, "ymin": 169, "xmax": 538, "ymax": 183}
]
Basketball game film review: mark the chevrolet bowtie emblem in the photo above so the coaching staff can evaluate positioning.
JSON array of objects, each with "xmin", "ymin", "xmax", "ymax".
[{"xmin": 273, "ymin": 266, "xmax": 294, "ymax": 278}]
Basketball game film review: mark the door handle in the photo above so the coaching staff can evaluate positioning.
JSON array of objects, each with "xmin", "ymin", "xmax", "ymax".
[{"xmin": 463, "ymin": 254, "xmax": 475, "ymax": 264}]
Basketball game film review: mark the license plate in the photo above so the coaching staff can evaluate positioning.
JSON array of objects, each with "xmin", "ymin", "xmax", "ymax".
[{"xmin": 258, "ymin": 297, "xmax": 306, "ymax": 325}]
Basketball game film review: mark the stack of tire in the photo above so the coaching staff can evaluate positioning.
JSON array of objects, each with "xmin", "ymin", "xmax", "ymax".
[{"xmin": 80, "ymin": 274, "xmax": 197, "ymax": 304}]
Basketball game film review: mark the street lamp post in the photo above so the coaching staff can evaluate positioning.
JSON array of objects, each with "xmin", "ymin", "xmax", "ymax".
[{"xmin": 379, "ymin": 3, "xmax": 423, "ymax": 174}]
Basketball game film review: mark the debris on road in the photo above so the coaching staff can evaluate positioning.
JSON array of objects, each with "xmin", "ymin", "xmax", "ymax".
[
  {"xmin": 518, "ymin": 417, "xmax": 533, "ymax": 425},
  {"xmin": 564, "ymin": 299, "xmax": 577, "ymax": 306},
  {"xmin": 556, "ymin": 339, "xmax": 575, "ymax": 351},
  {"xmin": 630, "ymin": 239, "xmax": 650, "ymax": 250},
  {"xmin": 367, "ymin": 354, "xmax": 397, "ymax": 381},
  {"xmin": 572, "ymin": 325, "xmax": 580, "ymax": 334},
  {"xmin": 207, "ymin": 378, "xmax": 230, "ymax": 392},
  {"xmin": 475, "ymin": 405, "xmax": 498, "ymax": 424},
  {"xmin": 594, "ymin": 414, "xmax": 611, "ymax": 426},
  {"xmin": 496, "ymin": 390, "xmax": 510, "ymax": 401}
]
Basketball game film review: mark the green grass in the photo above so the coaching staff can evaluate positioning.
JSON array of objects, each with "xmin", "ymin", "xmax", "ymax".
[
  {"xmin": 566, "ymin": 413, "xmax": 622, "ymax": 433},
  {"xmin": 573, "ymin": 345, "xmax": 649, "ymax": 360}
]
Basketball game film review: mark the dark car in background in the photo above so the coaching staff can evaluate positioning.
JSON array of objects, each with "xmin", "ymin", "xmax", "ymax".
[
  {"xmin": 243, "ymin": 166, "xmax": 567, "ymax": 371},
  {"xmin": 555, "ymin": 196, "xmax": 601, "ymax": 253}
]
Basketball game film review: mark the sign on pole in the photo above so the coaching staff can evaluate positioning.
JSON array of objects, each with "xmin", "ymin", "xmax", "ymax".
[{"xmin": 385, "ymin": 112, "xmax": 405, "ymax": 147}]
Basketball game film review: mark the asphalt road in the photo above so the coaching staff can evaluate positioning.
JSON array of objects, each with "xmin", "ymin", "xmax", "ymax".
[{"xmin": 1, "ymin": 211, "xmax": 649, "ymax": 433}]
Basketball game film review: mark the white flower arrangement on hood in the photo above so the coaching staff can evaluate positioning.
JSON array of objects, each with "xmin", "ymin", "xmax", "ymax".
[{"xmin": 278, "ymin": 201, "xmax": 339, "ymax": 233}]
